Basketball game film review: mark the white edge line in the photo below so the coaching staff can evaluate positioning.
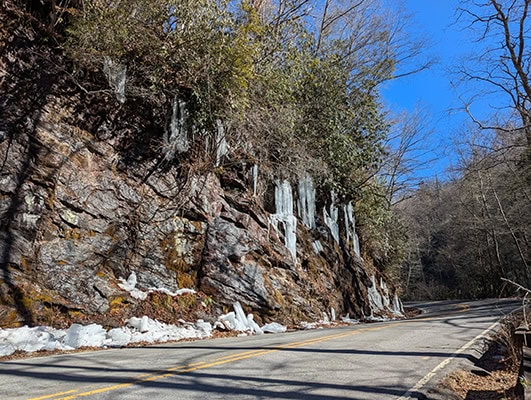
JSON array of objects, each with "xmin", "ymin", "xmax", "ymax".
[{"xmin": 396, "ymin": 320, "xmax": 500, "ymax": 400}]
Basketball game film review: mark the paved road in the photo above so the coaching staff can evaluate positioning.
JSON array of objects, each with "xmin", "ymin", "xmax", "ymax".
[{"xmin": 0, "ymin": 299, "xmax": 520, "ymax": 400}]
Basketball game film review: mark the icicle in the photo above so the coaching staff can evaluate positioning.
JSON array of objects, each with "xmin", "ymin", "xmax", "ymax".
[
  {"xmin": 344, "ymin": 204, "xmax": 350, "ymax": 244},
  {"xmin": 353, "ymin": 232, "xmax": 361, "ymax": 257},
  {"xmin": 215, "ymin": 119, "xmax": 229, "ymax": 166},
  {"xmin": 103, "ymin": 57, "xmax": 127, "ymax": 103},
  {"xmin": 311, "ymin": 240, "xmax": 323, "ymax": 254},
  {"xmin": 367, "ymin": 275, "xmax": 384, "ymax": 312},
  {"xmin": 164, "ymin": 97, "xmax": 189, "ymax": 160},
  {"xmin": 380, "ymin": 278, "xmax": 390, "ymax": 308},
  {"xmin": 283, "ymin": 215, "xmax": 297, "ymax": 260},
  {"xmin": 275, "ymin": 180, "xmax": 293, "ymax": 215},
  {"xmin": 323, "ymin": 192, "xmax": 339, "ymax": 243},
  {"xmin": 345, "ymin": 202, "xmax": 361, "ymax": 256},
  {"xmin": 392, "ymin": 293, "xmax": 404, "ymax": 315},
  {"xmin": 297, "ymin": 175, "xmax": 316, "ymax": 229},
  {"xmin": 252, "ymin": 164, "xmax": 258, "ymax": 197},
  {"xmin": 269, "ymin": 180, "xmax": 297, "ymax": 260}
]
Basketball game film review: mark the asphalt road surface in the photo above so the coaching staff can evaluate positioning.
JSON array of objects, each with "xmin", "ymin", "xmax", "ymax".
[{"xmin": 0, "ymin": 298, "xmax": 520, "ymax": 400}]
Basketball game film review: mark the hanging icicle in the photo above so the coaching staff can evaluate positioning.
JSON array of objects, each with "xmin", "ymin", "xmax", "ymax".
[
  {"xmin": 252, "ymin": 165, "xmax": 258, "ymax": 197},
  {"xmin": 164, "ymin": 97, "xmax": 189, "ymax": 160},
  {"xmin": 323, "ymin": 192, "xmax": 339, "ymax": 244},
  {"xmin": 367, "ymin": 275, "xmax": 384, "ymax": 312},
  {"xmin": 215, "ymin": 119, "xmax": 229, "ymax": 166},
  {"xmin": 269, "ymin": 180, "xmax": 297, "ymax": 260},
  {"xmin": 297, "ymin": 175, "xmax": 316, "ymax": 229},
  {"xmin": 345, "ymin": 201, "xmax": 361, "ymax": 256},
  {"xmin": 103, "ymin": 57, "xmax": 127, "ymax": 103}
]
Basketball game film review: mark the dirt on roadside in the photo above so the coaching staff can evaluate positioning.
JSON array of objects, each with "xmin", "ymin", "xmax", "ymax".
[{"xmin": 440, "ymin": 340, "xmax": 521, "ymax": 400}]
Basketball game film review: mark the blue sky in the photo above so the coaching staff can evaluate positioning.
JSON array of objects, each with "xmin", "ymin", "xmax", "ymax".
[{"xmin": 381, "ymin": 0, "xmax": 483, "ymax": 179}]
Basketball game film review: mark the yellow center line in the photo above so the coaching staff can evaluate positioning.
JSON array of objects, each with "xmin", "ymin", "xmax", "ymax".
[
  {"xmin": 37, "ymin": 326, "xmax": 390, "ymax": 400},
  {"xmin": 30, "ymin": 308, "xmax": 472, "ymax": 400},
  {"xmin": 28, "ymin": 390, "xmax": 78, "ymax": 400}
]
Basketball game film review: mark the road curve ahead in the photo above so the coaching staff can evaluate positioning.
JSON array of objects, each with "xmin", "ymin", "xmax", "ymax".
[{"xmin": 0, "ymin": 298, "xmax": 519, "ymax": 400}]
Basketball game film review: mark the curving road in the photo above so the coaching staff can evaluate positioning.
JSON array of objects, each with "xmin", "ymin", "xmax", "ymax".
[{"xmin": 0, "ymin": 298, "xmax": 520, "ymax": 400}]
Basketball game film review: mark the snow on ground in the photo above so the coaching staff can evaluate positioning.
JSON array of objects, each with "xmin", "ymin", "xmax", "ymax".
[{"xmin": 0, "ymin": 302, "xmax": 287, "ymax": 358}]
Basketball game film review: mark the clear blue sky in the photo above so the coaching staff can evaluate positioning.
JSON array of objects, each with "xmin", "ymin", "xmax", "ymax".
[{"xmin": 381, "ymin": 0, "xmax": 490, "ymax": 179}]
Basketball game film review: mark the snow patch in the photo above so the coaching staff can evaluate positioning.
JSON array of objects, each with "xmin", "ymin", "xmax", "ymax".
[
  {"xmin": 262, "ymin": 322, "xmax": 287, "ymax": 334},
  {"xmin": 118, "ymin": 272, "xmax": 196, "ymax": 300},
  {"xmin": 117, "ymin": 272, "xmax": 147, "ymax": 300}
]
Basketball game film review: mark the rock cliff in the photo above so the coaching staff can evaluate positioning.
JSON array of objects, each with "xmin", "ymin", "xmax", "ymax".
[{"xmin": 0, "ymin": 3, "xmax": 400, "ymax": 329}]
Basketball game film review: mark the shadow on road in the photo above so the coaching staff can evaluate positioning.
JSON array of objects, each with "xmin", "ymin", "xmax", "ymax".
[
  {"xmin": 0, "ymin": 298, "xmax": 519, "ymax": 399},
  {"xmin": 0, "ymin": 360, "xmax": 428, "ymax": 400}
]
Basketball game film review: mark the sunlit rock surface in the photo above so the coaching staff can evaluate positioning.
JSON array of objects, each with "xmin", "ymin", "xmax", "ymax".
[{"xmin": 0, "ymin": 6, "xmax": 402, "ymax": 330}]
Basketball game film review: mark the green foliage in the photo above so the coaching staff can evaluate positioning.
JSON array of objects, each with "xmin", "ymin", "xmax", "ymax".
[{"xmin": 64, "ymin": 0, "xmax": 411, "ymax": 273}]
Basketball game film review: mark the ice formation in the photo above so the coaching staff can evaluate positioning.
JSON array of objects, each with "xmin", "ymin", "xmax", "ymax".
[
  {"xmin": 149, "ymin": 287, "xmax": 196, "ymax": 296},
  {"xmin": 0, "ymin": 317, "xmax": 212, "ymax": 357},
  {"xmin": 392, "ymin": 293, "xmax": 404, "ymax": 315},
  {"xmin": 252, "ymin": 164, "xmax": 258, "ymax": 197},
  {"xmin": 269, "ymin": 180, "xmax": 297, "ymax": 260},
  {"xmin": 297, "ymin": 175, "xmax": 316, "ymax": 229},
  {"xmin": 311, "ymin": 240, "xmax": 323, "ymax": 254},
  {"xmin": 216, "ymin": 302, "xmax": 265, "ymax": 335},
  {"xmin": 367, "ymin": 275, "xmax": 384, "ymax": 312},
  {"xmin": 323, "ymin": 192, "xmax": 340, "ymax": 243},
  {"xmin": 344, "ymin": 202, "xmax": 361, "ymax": 256},
  {"xmin": 103, "ymin": 57, "xmax": 127, "ymax": 103},
  {"xmin": 340, "ymin": 315, "xmax": 360, "ymax": 324},
  {"xmin": 366, "ymin": 275, "xmax": 404, "ymax": 317},
  {"xmin": 0, "ymin": 301, "xmax": 288, "ymax": 357},
  {"xmin": 380, "ymin": 278, "xmax": 391, "ymax": 309},
  {"xmin": 117, "ymin": 272, "xmax": 147, "ymax": 300},
  {"xmin": 118, "ymin": 272, "xmax": 196, "ymax": 300},
  {"xmin": 164, "ymin": 96, "xmax": 189, "ymax": 160},
  {"xmin": 215, "ymin": 119, "xmax": 229, "ymax": 166},
  {"xmin": 262, "ymin": 322, "xmax": 287, "ymax": 333}
]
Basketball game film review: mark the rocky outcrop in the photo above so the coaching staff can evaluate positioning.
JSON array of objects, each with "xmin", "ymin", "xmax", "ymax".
[{"xmin": 0, "ymin": 3, "xmax": 399, "ymax": 329}]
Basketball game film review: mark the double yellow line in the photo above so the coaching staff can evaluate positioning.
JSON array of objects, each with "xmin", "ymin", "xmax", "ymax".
[
  {"xmin": 28, "ymin": 304, "xmax": 471, "ymax": 400},
  {"xmin": 28, "ymin": 325, "xmax": 391, "ymax": 400}
]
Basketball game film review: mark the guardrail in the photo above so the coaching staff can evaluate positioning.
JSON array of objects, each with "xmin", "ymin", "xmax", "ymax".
[{"xmin": 515, "ymin": 324, "xmax": 531, "ymax": 399}]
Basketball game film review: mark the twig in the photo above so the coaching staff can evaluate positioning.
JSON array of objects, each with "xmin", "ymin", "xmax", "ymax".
[{"xmin": 501, "ymin": 277, "xmax": 531, "ymax": 295}]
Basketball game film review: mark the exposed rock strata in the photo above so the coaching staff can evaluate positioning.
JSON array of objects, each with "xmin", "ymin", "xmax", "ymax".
[{"xmin": 0, "ymin": 3, "xmax": 398, "ymax": 328}]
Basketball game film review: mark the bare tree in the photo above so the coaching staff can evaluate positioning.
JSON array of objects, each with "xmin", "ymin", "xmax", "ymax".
[
  {"xmin": 457, "ymin": 0, "xmax": 531, "ymax": 151},
  {"xmin": 381, "ymin": 108, "xmax": 435, "ymax": 206}
]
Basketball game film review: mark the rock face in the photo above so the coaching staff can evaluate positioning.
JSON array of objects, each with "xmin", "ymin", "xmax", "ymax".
[{"xmin": 0, "ymin": 4, "xmax": 398, "ymax": 328}]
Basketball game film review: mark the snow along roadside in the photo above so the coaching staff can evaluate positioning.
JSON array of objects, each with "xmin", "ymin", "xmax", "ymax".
[{"xmin": 0, "ymin": 301, "xmax": 290, "ymax": 358}]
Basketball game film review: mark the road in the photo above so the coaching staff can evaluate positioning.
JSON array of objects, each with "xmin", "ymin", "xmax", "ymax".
[{"xmin": 0, "ymin": 299, "xmax": 520, "ymax": 400}]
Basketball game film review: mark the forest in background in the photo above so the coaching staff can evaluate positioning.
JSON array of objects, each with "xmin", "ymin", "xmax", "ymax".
[{"xmin": 395, "ymin": 0, "xmax": 531, "ymax": 299}]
